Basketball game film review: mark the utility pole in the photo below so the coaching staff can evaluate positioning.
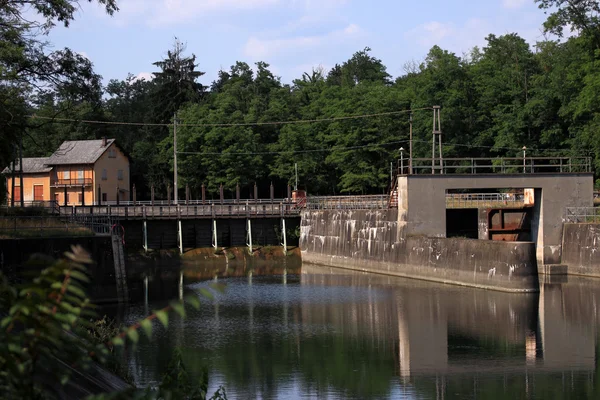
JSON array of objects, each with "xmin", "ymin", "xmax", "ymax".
[
  {"xmin": 10, "ymin": 146, "xmax": 15, "ymax": 207},
  {"xmin": 19, "ymin": 132, "xmax": 24, "ymax": 207},
  {"xmin": 294, "ymin": 163, "xmax": 298, "ymax": 191},
  {"xmin": 409, "ymin": 113, "xmax": 413, "ymax": 174},
  {"xmin": 431, "ymin": 106, "xmax": 442, "ymax": 174},
  {"xmin": 173, "ymin": 113, "xmax": 178, "ymax": 205}
]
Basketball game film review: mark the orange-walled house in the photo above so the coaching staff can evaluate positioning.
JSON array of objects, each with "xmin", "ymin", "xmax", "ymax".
[{"xmin": 3, "ymin": 138, "xmax": 130, "ymax": 206}]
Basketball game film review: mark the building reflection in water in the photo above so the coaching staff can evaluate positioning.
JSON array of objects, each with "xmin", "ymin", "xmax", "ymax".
[{"xmin": 300, "ymin": 265, "xmax": 600, "ymax": 394}]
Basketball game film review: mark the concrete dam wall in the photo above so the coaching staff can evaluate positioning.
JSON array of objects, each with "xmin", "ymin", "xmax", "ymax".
[
  {"xmin": 300, "ymin": 209, "xmax": 538, "ymax": 292},
  {"xmin": 562, "ymin": 223, "xmax": 600, "ymax": 277}
]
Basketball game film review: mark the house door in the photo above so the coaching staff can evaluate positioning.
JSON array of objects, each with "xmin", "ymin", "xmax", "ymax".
[
  {"xmin": 34, "ymin": 185, "xmax": 43, "ymax": 201},
  {"xmin": 13, "ymin": 186, "xmax": 21, "ymax": 203}
]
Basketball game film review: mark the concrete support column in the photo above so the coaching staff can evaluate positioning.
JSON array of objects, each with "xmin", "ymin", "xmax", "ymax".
[
  {"xmin": 143, "ymin": 220, "xmax": 148, "ymax": 253},
  {"xmin": 212, "ymin": 219, "xmax": 218, "ymax": 250},
  {"xmin": 247, "ymin": 218, "xmax": 253, "ymax": 254},
  {"xmin": 282, "ymin": 218, "xmax": 287, "ymax": 255}
]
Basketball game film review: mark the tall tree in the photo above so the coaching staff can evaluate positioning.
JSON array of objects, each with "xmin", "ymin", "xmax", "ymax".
[
  {"xmin": 0, "ymin": 0, "xmax": 117, "ymax": 201},
  {"xmin": 536, "ymin": 0, "xmax": 600, "ymax": 49},
  {"xmin": 151, "ymin": 39, "xmax": 205, "ymax": 123}
]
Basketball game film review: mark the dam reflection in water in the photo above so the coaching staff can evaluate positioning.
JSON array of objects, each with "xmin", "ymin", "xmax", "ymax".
[{"xmin": 122, "ymin": 263, "xmax": 600, "ymax": 399}]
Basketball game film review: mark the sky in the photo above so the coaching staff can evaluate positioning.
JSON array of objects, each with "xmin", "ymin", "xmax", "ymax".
[{"xmin": 47, "ymin": 0, "xmax": 550, "ymax": 86}]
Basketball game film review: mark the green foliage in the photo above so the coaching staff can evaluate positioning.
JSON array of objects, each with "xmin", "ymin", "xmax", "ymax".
[
  {"xmin": 0, "ymin": 245, "xmax": 227, "ymax": 398},
  {"xmin": 0, "ymin": 245, "xmax": 99, "ymax": 398}
]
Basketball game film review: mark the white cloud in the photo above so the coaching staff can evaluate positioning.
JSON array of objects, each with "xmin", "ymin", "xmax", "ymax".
[
  {"xmin": 112, "ymin": 0, "xmax": 280, "ymax": 26},
  {"xmin": 502, "ymin": 0, "xmax": 528, "ymax": 9},
  {"xmin": 406, "ymin": 18, "xmax": 491, "ymax": 53},
  {"xmin": 133, "ymin": 72, "xmax": 154, "ymax": 82},
  {"xmin": 244, "ymin": 23, "xmax": 362, "ymax": 59}
]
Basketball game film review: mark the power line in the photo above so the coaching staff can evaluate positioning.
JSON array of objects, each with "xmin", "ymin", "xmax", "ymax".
[
  {"xmin": 177, "ymin": 140, "xmax": 409, "ymax": 156},
  {"xmin": 27, "ymin": 108, "xmax": 432, "ymax": 128},
  {"xmin": 176, "ymin": 138, "xmax": 578, "ymax": 157},
  {"xmin": 26, "ymin": 110, "xmax": 583, "ymax": 155}
]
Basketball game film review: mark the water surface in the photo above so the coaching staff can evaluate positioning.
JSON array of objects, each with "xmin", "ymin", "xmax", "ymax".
[{"xmin": 120, "ymin": 263, "xmax": 600, "ymax": 399}]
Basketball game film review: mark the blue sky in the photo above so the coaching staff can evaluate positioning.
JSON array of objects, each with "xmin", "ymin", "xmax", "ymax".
[{"xmin": 47, "ymin": 0, "xmax": 549, "ymax": 86}]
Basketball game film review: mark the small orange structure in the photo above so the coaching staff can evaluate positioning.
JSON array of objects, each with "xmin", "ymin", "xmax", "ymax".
[{"xmin": 3, "ymin": 138, "xmax": 130, "ymax": 206}]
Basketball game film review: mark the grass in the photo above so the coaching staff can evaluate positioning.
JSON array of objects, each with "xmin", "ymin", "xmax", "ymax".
[{"xmin": 0, "ymin": 218, "xmax": 93, "ymax": 239}]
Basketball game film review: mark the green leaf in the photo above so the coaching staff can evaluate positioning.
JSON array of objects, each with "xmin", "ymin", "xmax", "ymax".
[
  {"xmin": 155, "ymin": 310, "xmax": 169, "ymax": 328},
  {"xmin": 172, "ymin": 302, "xmax": 186, "ymax": 318},
  {"xmin": 199, "ymin": 288, "xmax": 214, "ymax": 300},
  {"xmin": 186, "ymin": 295, "xmax": 201, "ymax": 310},
  {"xmin": 127, "ymin": 328, "xmax": 139, "ymax": 344},
  {"xmin": 140, "ymin": 319, "xmax": 153, "ymax": 339},
  {"xmin": 112, "ymin": 336, "xmax": 124, "ymax": 347},
  {"xmin": 68, "ymin": 270, "xmax": 90, "ymax": 283},
  {"xmin": 66, "ymin": 284, "xmax": 86, "ymax": 298}
]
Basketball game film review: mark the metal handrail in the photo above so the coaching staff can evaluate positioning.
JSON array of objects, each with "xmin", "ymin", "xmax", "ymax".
[
  {"xmin": 565, "ymin": 207, "xmax": 600, "ymax": 223},
  {"xmin": 446, "ymin": 193, "xmax": 525, "ymax": 208},
  {"xmin": 58, "ymin": 202, "xmax": 303, "ymax": 218},
  {"xmin": 101, "ymin": 198, "xmax": 292, "ymax": 206},
  {"xmin": 400, "ymin": 157, "xmax": 592, "ymax": 175},
  {"xmin": 306, "ymin": 195, "xmax": 388, "ymax": 210}
]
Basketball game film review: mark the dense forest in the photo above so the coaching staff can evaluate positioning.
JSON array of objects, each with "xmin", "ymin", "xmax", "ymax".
[{"xmin": 2, "ymin": 0, "xmax": 600, "ymax": 200}]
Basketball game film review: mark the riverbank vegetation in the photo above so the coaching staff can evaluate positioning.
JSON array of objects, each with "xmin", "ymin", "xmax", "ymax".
[
  {"xmin": 2, "ymin": 1, "xmax": 600, "ymax": 200},
  {"xmin": 0, "ymin": 245, "xmax": 227, "ymax": 398}
]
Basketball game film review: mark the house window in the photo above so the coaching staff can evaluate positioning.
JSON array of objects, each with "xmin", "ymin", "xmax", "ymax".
[
  {"xmin": 117, "ymin": 170, "xmax": 123, "ymax": 180},
  {"xmin": 78, "ymin": 170, "xmax": 84, "ymax": 184},
  {"xmin": 78, "ymin": 193, "xmax": 83, "ymax": 204},
  {"xmin": 54, "ymin": 194, "xmax": 59, "ymax": 204},
  {"xmin": 67, "ymin": 194, "xmax": 71, "ymax": 204},
  {"xmin": 63, "ymin": 170, "xmax": 70, "ymax": 180},
  {"xmin": 102, "ymin": 169, "xmax": 107, "ymax": 180},
  {"xmin": 108, "ymin": 149, "xmax": 116, "ymax": 158},
  {"xmin": 102, "ymin": 193, "xmax": 107, "ymax": 202}
]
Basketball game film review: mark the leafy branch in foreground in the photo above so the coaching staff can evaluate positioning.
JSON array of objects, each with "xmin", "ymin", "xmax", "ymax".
[{"xmin": 0, "ymin": 245, "xmax": 227, "ymax": 399}]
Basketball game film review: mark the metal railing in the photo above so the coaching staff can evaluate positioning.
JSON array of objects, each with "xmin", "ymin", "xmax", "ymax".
[
  {"xmin": 2, "ymin": 200, "xmax": 59, "ymax": 210},
  {"xmin": 52, "ymin": 178, "xmax": 93, "ymax": 186},
  {"xmin": 565, "ymin": 207, "xmax": 600, "ymax": 223},
  {"xmin": 400, "ymin": 157, "xmax": 592, "ymax": 175},
  {"xmin": 446, "ymin": 193, "xmax": 526, "ymax": 209},
  {"xmin": 0, "ymin": 215, "xmax": 111, "ymax": 237},
  {"xmin": 57, "ymin": 201, "xmax": 302, "ymax": 218},
  {"xmin": 305, "ymin": 195, "xmax": 388, "ymax": 210},
  {"xmin": 100, "ymin": 198, "xmax": 291, "ymax": 206}
]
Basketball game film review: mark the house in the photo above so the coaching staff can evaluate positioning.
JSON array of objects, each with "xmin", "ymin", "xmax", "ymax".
[{"xmin": 3, "ymin": 138, "xmax": 130, "ymax": 205}]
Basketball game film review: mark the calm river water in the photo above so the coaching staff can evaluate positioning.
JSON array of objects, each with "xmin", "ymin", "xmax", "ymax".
[{"xmin": 116, "ymin": 262, "xmax": 600, "ymax": 399}]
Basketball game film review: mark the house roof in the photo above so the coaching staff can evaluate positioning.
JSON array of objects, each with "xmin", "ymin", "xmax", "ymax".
[
  {"xmin": 45, "ymin": 139, "xmax": 117, "ymax": 165},
  {"xmin": 1, "ymin": 158, "xmax": 52, "ymax": 174}
]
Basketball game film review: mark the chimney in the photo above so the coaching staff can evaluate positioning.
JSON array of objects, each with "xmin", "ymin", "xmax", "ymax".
[{"xmin": 101, "ymin": 137, "xmax": 107, "ymax": 147}]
